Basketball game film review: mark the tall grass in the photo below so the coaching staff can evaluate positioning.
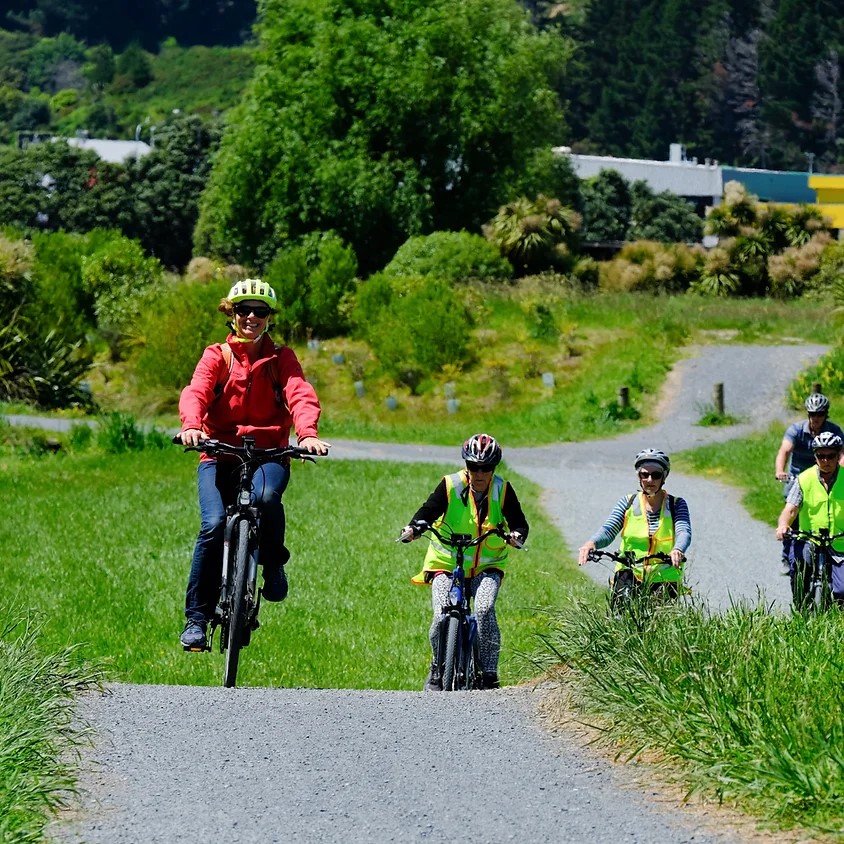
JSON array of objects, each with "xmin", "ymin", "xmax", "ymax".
[
  {"xmin": 535, "ymin": 597, "xmax": 844, "ymax": 833},
  {"xmin": 0, "ymin": 448, "xmax": 587, "ymax": 689},
  {"xmin": 0, "ymin": 609, "xmax": 102, "ymax": 842}
]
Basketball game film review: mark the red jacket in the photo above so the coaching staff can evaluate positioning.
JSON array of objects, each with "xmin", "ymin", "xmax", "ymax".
[{"xmin": 179, "ymin": 334, "xmax": 321, "ymax": 458}]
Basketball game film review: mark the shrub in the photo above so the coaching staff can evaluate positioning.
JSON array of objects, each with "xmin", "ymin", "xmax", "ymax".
[
  {"xmin": 384, "ymin": 231, "xmax": 512, "ymax": 283},
  {"xmin": 80, "ymin": 236, "xmax": 164, "ymax": 354},
  {"xmin": 598, "ymin": 241, "xmax": 702, "ymax": 293},
  {"xmin": 131, "ymin": 278, "xmax": 228, "ymax": 401},
  {"xmin": 484, "ymin": 195, "xmax": 581, "ymax": 276},
  {"xmin": 265, "ymin": 231, "xmax": 358, "ymax": 340},
  {"xmin": 768, "ymin": 233, "xmax": 831, "ymax": 299},
  {"xmin": 353, "ymin": 273, "xmax": 473, "ymax": 393}
]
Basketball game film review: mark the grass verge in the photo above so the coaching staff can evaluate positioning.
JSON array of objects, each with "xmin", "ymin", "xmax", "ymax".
[
  {"xmin": 0, "ymin": 447, "xmax": 591, "ymax": 689},
  {"xmin": 533, "ymin": 596, "xmax": 844, "ymax": 835},
  {"xmin": 0, "ymin": 608, "xmax": 103, "ymax": 842}
]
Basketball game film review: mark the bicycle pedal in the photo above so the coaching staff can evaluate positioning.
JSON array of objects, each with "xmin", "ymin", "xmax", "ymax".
[{"xmin": 182, "ymin": 644, "xmax": 210, "ymax": 653}]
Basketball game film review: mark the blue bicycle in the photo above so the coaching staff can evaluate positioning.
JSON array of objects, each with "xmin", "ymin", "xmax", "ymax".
[{"xmin": 410, "ymin": 523, "xmax": 512, "ymax": 691}]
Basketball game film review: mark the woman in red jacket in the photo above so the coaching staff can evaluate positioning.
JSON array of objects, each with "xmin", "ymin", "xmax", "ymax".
[{"xmin": 178, "ymin": 279, "xmax": 330, "ymax": 650}]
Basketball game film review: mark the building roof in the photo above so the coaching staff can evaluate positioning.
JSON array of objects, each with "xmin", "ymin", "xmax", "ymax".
[
  {"xmin": 554, "ymin": 147, "xmax": 723, "ymax": 198},
  {"xmin": 65, "ymin": 137, "xmax": 152, "ymax": 163}
]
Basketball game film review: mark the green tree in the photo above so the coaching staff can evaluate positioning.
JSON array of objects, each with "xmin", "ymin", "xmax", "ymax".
[
  {"xmin": 628, "ymin": 180, "xmax": 703, "ymax": 243},
  {"xmin": 195, "ymin": 0, "xmax": 572, "ymax": 272},
  {"xmin": 264, "ymin": 231, "xmax": 358, "ymax": 339},
  {"xmin": 126, "ymin": 115, "xmax": 221, "ymax": 269},
  {"xmin": 580, "ymin": 169, "xmax": 631, "ymax": 242}
]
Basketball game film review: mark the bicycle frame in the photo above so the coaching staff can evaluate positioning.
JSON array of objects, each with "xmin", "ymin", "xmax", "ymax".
[
  {"xmin": 420, "ymin": 523, "xmax": 509, "ymax": 691},
  {"xmin": 175, "ymin": 434, "xmax": 315, "ymax": 685},
  {"xmin": 585, "ymin": 548, "xmax": 683, "ymax": 609},
  {"xmin": 787, "ymin": 528, "xmax": 844, "ymax": 611}
]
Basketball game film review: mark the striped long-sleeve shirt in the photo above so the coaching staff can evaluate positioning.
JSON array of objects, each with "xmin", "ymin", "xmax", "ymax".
[{"xmin": 589, "ymin": 493, "xmax": 692, "ymax": 552}]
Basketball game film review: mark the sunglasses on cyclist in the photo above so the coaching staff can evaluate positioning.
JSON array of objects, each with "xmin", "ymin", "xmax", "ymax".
[
  {"xmin": 233, "ymin": 304, "xmax": 272, "ymax": 318},
  {"xmin": 638, "ymin": 470, "xmax": 664, "ymax": 480},
  {"xmin": 815, "ymin": 451, "xmax": 840, "ymax": 461},
  {"xmin": 465, "ymin": 462, "xmax": 495, "ymax": 473}
]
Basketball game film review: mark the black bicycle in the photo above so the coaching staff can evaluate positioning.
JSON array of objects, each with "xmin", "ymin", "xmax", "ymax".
[
  {"xmin": 585, "ymin": 548, "xmax": 685, "ymax": 610},
  {"xmin": 175, "ymin": 435, "xmax": 316, "ymax": 687},
  {"xmin": 404, "ymin": 522, "xmax": 517, "ymax": 691},
  {"xmin": 786, "ymin": 528, "xmax": 844, "ymax": 611}
]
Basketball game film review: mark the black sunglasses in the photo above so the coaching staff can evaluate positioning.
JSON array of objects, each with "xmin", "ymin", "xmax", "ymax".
[
  {"xmin": 466, "ymin": 462, "xmax": 494, "ymax": 473},
  {"xmin": 638, "ymin": 470, "xmax": 664, "ymax": 480},
  {"xmin": 233, "ymin": 304, "xmax": 272, "ymax": 318},
  {"xmin": 815, "ymin": 451, "xmax": 839, "ymax": 461}
]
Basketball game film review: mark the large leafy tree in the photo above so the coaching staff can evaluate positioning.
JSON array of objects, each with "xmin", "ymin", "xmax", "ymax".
[{"xmin": 195, "ymin": 0, "xmax": 572, "ymax": 272}]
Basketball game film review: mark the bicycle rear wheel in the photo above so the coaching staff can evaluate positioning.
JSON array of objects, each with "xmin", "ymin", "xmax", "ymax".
[
  {"xmin": 223, "ymin": 519, "xmax": 250, "ymax": 688},
  {"xmin": 441, "ymin": 615, "xmax": 461, "ymax": 691}
]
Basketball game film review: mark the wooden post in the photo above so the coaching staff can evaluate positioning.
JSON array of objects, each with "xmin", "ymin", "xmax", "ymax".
[
  {"xmin": 617, "ymin": 386, "xmax": 629, "ymax": 409},
  {"xmin": 713, "ymin": 383, "xmax": 725, "ymax": 416},
  {"xmin": 812, "ymin": 381, "xmax": 822, "ymax": 394}
]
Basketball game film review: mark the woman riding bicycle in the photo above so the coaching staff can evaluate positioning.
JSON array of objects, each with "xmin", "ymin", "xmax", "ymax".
[
  {"xmin": 399, "ymin": 433, "xmax": 529, "ymax": 691},
  {"xmin": 178, "ymin": 279, "xmax": 330, "ymax": 650},
  {"xmin": 577, "ymin": 448, "xmax": 691, "ymax": 600},
  {"xmin": 776, "ymin": 431, "xmax": 844, "ymax": 607}
]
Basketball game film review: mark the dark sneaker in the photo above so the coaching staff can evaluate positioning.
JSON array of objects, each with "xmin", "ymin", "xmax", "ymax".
[
  {"xmin": 481, "ymin": 671, "xmax": 500, "ymax": 690},
  {"xmin": 423, "ymin": 662, "xmax": 442, "ymax": 692},
  {"xmin": 180, "ymin": 619, "xmax": 207, "ymax": 650},
  {"xmin": 262, "ymin": 566, "xmax": 288, "ymax": 602}
]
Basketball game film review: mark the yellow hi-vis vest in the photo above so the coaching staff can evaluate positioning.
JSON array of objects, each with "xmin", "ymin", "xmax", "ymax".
[
  {"xmin": 797, "ymin": 467, "xmax": 844, "ymax": 553},
  {"xmin": 411, "ymin": 471, "xmax": 509, "ymax": 585},
  {"xmin": 618, "ymin": 491, "xmax": 681, "ymax": 583}
]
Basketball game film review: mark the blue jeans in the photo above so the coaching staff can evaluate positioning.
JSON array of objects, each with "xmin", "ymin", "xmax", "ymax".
[{"xmin": 185, "ymin": 459, "xmax": 290, "ymax": 622}]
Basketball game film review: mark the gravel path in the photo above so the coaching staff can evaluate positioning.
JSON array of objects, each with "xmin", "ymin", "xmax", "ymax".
[{"xmin": 43, "ymin": 343, "xmax": 826, "ymax": 843}]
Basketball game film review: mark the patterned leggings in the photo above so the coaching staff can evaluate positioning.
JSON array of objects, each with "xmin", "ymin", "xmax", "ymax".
[{"xmin": 429, "ymin": 571, "xmax": 502, "ymax": 673}]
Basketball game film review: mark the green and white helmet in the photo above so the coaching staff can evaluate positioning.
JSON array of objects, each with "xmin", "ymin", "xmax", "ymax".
[{"xmin": 227, "ymin": 279, "xmax": 277, "ymax": 310}]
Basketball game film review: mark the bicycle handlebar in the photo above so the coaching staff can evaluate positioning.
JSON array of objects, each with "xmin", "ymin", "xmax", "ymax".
[
  {"xmin": 172, "ymin": 434, "xmax": 317, "ymax": 463},
  {"xmin": 586, "ymin": 548, "xmax": 682, "ymax": 567},
  {"xmin": 786, "ymin": 528, "xmax": 844, "ymax": 544},
  {"xmin": 397, "ymin": 520, "xmax": 522, "ymax": 548}
]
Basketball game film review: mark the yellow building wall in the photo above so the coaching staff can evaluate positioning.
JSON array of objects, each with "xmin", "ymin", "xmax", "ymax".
[{"xmin": 809, "ymin": 175, "xmax": 844, "ymax": 228}]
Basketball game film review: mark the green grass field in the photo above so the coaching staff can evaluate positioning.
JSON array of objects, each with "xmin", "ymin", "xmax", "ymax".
[{"xmin": 0, "ymin": 447, "xmax": 589, "ymax": 689}]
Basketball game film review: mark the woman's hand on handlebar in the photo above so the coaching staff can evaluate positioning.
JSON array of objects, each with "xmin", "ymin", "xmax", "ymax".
[
  {"xmin": 398, "ymin": 520, "xmax": 428, "ymax": 543},
  {"xmin": 578, "ymin": 541, "xmax": 596, "ymax": 566},
  {"xmin": 297, "ymin": 436, "xmax": 331, "ymax": 456},
  {"xmin": 180, "ymin": 428, "xmax": 207, "ymax": 447},
  {"xmin": 669, "ymin": 548, "xmax": 686, "ymax": 567}
]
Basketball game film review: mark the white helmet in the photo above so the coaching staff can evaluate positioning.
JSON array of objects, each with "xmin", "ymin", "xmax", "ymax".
[
  {"xmin": 634, "ymin": 448, "xmax": 670, "ymax": 476},
  {"xmin": 811, "ymin": 431, "xmax": 843, "ymax": 451},
  {"xmin": 227, "ymin": 279, "xmax": 277, "ymax": 310},
  {"xmin": 805, "ymin": 393, "xmax": 830, "ymax": 414}
]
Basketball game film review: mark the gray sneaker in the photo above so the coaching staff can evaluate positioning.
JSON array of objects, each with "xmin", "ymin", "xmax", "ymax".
[{"xmin": 180, "ymin": 619, "xmax": 207, "ymax": 650}]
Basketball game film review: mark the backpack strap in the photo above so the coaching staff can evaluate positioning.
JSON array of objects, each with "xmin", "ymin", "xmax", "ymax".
[{"xmin": 213, "ymin": 342, "xmax": 234, "ymax": 398}]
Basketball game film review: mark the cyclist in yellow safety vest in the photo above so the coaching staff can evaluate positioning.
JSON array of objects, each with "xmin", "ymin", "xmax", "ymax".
[
  {"xmin": 399, "ymin": 433, "xmax": 529, "ymax": 692},
  {"xmin": 776, "ymin": 431, "xmax": 844, "ymax": 607},
  {"xmin": 577, "ymin": 448, "xmax": 691, "ymax": 602}
]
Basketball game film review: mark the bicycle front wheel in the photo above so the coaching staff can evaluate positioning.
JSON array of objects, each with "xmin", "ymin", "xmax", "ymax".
[
  {"xmin": 815, "ymin": 553, "xmax": 834, "ymax": 612},
  {"xmin": 460, "ymin": 627, "xmax": 481, "ymax": 690},
  {"xmin": 223, "ymin": 518, "xmax": 250, "ymax": 688},
  {"xmin": 441, "ymin": 615, "xmax": 461, "ymax": 691}
]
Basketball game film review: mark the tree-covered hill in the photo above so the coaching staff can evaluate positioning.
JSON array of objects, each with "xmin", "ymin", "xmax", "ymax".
[
  {"xmin": 3, "ymin": 0, "xmax": 257, "ymax": 49},
  {"xmin": 1, "ymin": 0, "xmax": 843, "ymax": 173}
]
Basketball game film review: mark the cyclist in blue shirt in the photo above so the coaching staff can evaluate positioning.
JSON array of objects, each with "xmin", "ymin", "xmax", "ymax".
[{"xmin": 775, "ymin": 393, "xmax": 844, "ymax": 568}]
